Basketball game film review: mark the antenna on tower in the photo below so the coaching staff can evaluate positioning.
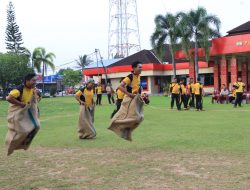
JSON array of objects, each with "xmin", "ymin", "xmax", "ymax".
[{"xmin": 108, "ymin": 0, "xmax": 141, "ymax": 59}]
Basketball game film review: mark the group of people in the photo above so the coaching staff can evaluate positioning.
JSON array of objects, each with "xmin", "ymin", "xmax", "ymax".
[
  {"xmin": 169, "ymin": 77, "xmax": 204, "ymax": 111},
  {"xmin": 74, "ymin": 61, "xmax": 147, "ymax": 140},
  {"xmin": 95, "ymin": 82, "xmax": 116, "ymax": 106},
  {"xmin": 4, "ymin": 63, "xmax": 247, "ymax": 155},
  {"xmin": 212, "ymin": 77, "xmax": 246, "ymax": 107},
  {"xmin": 5, "ymin": 61, "xmax": 147, "ymax": 155}
]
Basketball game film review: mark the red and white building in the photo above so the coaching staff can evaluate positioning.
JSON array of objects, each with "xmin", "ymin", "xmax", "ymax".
[{"xmin": 83, "ymin": 21, "xmax": 250, "ymax": 94}]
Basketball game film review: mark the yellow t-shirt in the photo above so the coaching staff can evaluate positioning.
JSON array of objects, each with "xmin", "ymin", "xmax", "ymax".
[
  {"xmin": 122, "ymin": 74, "xmax": 140, "ymax": 94},
  {"xmin": 117, "ymin": 89, "xmax": 124, "ymax": 100},
  {"xmin": 75, "ymin": 88, "xmax": 94, "ymax": 107},
  {"xmin": 9, "ymin": 87, "xmax": 35, "ymax": 104},
  {"xmin": 170, "ymin": 82, "xmax": 180, "ymax": 94},
  {"xmin": 96, "ymin": 86, "xmax": 102, "ymax": 94},
  {"xmin": 194, "ymin": 83, "xmax": 203, "ymax": 95},
  {"xmin": 233, "ymin": 82, "xmax": 245, "ymax": 93},
  {"xmin": 180, "ymin": 84, "xmax": 186, "ymax": 95},
  {"xmin": 190, "ymin": 83, "xmax": 195, "ymax": 93}
]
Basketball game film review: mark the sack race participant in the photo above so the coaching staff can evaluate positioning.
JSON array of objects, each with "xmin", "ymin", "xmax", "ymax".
[
  {"xmin": 75, "ymin": 78, "xmax": 96, "ymax": 139},
  {"xmin": 5, "ymin": 73, "xmax": 40, "ymax": 156},
  {"xmin": 108, "ymin": 61, "xmax": 149, "ymax": 141}
]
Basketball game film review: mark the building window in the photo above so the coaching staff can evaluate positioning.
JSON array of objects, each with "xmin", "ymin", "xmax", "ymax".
[{"xmin": 200, "ymin": 74, "xmax": 214, "ymax": 86}]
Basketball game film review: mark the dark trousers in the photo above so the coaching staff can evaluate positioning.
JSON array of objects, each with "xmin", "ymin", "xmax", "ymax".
[
  {"xmin": 107, "ymin": 93, "xmax": 115, "ymax": 104},
  {"xmin": 96, "ymin": 94, "xmax": 102, "ymax": 105},
  {"xmin": 171, "ymin": 93, "xmax": 180, "ymax": 110},
  {"xmin": 195, "ymin": 95, "xmax": 203, "ymax": 110},
  {"xmin": 189, "ymin": 93, "xmax": 195, "ymax": 107},
  {"xmin": 111, "ymin": 99, "xmax": 123, "ymax": 118},
  {"xmin": 180, "ymin": 94, "xmax": 188, "ymax": 109},
  {"xmin": 229, "ymin": 96, "xmax": 235, "ymax": 103},
  {"xmin": 234, "ymin": 92, "xmax": 243, "ymax": 107}
]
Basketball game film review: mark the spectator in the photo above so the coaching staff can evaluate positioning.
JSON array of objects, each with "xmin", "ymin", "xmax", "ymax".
[
  {"xmin": 212, "ymin": 88, "xmax": 219, "ymax": 104},
  {"xmin": 194, "ymin": 77, "xmax": 204, "ymax": 111},
  {"xmin": 106, "ymin": 83, "xmax": 115, "ymax": 104},
  {"xmin": 219, "ymin": 84, "xmax": 229, "ymax": 103},
  {"xmin": 169, "ymin": 78, "xmax": 181, "ymax": 110},
  {"xmin": 179, "ymin": 79, "xmax": 188, "ymax": 110},
  {"xmin": 95, "ymin": 82, "xmax": 102, "ymax": 105}
]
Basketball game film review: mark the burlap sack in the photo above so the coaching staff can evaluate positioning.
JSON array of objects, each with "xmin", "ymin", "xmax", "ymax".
[
  {"xmin": 108, "ymin": 95, "xmax": 144, "ymax": 141},
  {"xmin": 5, "ymin": 96, "xmax": 40, "ymax": 156},
  {"xmin": 78, "ymin": 105, "xmax": 96, "ymax": 139}
]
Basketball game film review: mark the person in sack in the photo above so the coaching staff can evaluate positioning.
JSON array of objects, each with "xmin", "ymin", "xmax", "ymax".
[
  {"xmin": 75, "ymin": 78, "xmax": 96, "ymax": 139},
  {"xmin": 5, "ymin": 73, "xmax": 41, "ymax": 156},
  {"xmin": 108, "ymin": 61, "xmax": 149, "ymax": 141}
]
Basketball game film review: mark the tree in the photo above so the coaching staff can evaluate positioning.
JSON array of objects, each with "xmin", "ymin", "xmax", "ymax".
[
  {"xmin": 75, "ymin": 55, "xmax": 91, "ymax": 82},
  {"xmin": 75, "ymin": 55, "xmax": 91, "ymax": 70},
  {"xmin": 32, "ymin": 47, "xmax": 56, "ymax": 93},
  {"xmin": 5, "ymin": 1, "xmax": 25, "ymax": 54},
  {"xmin": 0, "ymin": 53, "xmax": 34, "ymax": 99},
  {"xmin": 151, "ymin": 13, "xmax": 181, "ymax": 78},
  {"xmin": 61, "ymin": 68, "xmax": 82, "ymax": 87},
  {"xmin": 179, "ymin": 7, "xmax": 221, "ymax": 80}
]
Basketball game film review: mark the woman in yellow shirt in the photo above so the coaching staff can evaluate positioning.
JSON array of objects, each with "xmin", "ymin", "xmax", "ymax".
[{"xmin": 75, "ymin": 78, "xmax": 96, "ymax": 139}]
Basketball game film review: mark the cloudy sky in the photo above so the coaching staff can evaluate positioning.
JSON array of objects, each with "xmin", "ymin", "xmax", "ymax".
[{"xmin": 0, "ymin": 0, "xmax": 249, "ymax": 73}]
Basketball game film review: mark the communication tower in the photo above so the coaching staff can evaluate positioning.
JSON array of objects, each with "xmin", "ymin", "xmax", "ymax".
[{"xmin": 108, "ymin": 0, "xmax": 141, "ymax": 58}]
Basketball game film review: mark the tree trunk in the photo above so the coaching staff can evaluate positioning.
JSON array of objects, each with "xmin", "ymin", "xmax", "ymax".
[
  {"xmin": 194, "ymin": 36, "xmax": 199, "ymax": 82},
  {"xmin": 42, "ymin": 62, "xmax": 45, "ymax": 94},
  {"xmin": 171, "ymin": 52, "xmax": 176, "ymax": 78},
  {"xmin": 170, "ymin": 47, "xmax": 176, "ymax": 79}
]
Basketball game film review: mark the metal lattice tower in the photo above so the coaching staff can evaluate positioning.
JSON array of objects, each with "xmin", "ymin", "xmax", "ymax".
[{"xmin": 108, "ymin": 0, "xmax": 141, "ymax": 59}]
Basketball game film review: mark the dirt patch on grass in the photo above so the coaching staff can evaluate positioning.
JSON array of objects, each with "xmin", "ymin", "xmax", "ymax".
[{"xmin": 0, "ymin": 146, "xmax": 250, "ymax": 190}]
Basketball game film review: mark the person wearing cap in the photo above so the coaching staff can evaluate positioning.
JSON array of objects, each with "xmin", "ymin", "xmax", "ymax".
[{"xmin": 75, "ymin": 78, "xmax": 96, "ymax": 139}]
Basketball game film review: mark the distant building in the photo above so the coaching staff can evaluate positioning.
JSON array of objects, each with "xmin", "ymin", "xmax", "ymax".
[{"xmin": 83, "ymin": 21, "xmax": 250, "ymax": 94}]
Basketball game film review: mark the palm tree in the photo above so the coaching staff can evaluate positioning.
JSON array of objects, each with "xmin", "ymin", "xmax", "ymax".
[
  {"xmin": 75, "ymin": 55, "xmax": 91, "ymax": 83},
  {"xmin": 32, "ymin": 47, "xmax": 56, "ymax": 93},
  {"xmin": 179, "ymin": 7, "xmax": 221, "ymax": 81},
  {"xmin": 75, "ymin": 55, "xmax": 91, "ymax": 70},
  {"xmin": 151, "ymin": 13, "xmax": 180, "ymax": 78}
]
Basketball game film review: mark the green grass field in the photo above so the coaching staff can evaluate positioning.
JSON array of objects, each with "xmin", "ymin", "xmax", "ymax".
[{"xmin": 1, "ymin": 96, "xmax": 250, "ymax": 189}]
